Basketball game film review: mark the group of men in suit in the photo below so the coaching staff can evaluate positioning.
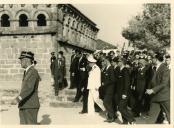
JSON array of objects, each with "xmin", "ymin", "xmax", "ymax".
[
  {"xmin": 12, "ymin": 48, "xmax": 170, "ymax": 125},
  {"xmin": 69, "ymin": 49, "xmax": 89, "ymax": 102},
  {"xmin": 50, "ymin": 51, "xmax": 68, "ymax": 96},
  {"xmin": 73, "ymin": 49, "xmax": 170, "ymax": 124}
]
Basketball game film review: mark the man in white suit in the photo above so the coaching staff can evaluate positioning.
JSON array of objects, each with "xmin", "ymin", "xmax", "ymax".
[{"xmin": 87, "ymin": 55, "xmax": 105, "ymax": 115}]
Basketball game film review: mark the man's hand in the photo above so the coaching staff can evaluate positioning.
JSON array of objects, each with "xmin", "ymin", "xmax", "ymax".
[
  {"xmin": 145, "ymin": 89, "xmax": 154, "ymax": 95},
  {"xmin": 11, "ymin": 98, "xmax": 18, "ymax": 105},
  {"xmin": 80, "ymin": 68, "xmax": 85, "ymax": 71},
  {"xmin": 72, "ymin": 73, "xmax": 75, "ymax": 76},
  {"xmin": 81, "ymin": 87, "xmax": 84, "ymax": 92},
  {"xmin": 122, "ymin": 95, "xmax": 127, "ymax": 99},
  {"xmin": 131, "ymin": 86, "xmax": 135, "ymax": 90}
]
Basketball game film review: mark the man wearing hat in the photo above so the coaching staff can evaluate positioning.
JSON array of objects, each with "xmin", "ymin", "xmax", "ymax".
[
  {"xmin": 87, "ymin": 54, "xmax": 105, "ymax": 115},
  {"xmin": 11, "ymin": 51, "xmax": 40, "ymax": 124}
]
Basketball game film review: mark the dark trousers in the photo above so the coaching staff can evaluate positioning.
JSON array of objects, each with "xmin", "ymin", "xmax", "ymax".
[
  {"xmin": 156, "ymin": 110, "xmax": 165, "ymax": 123},
  {"xmin": 70, "ymin": 73, "xmax": 76, "ymax": 88},
  {"xmin": 113, "ymin": 93, "xmax": 118, "ymax": 112},
  {"xmin": 118, "ymin": 99, "xmax": 135, "ymax": 123},
  {"xmin": 133, "ymin": 92, "xmax": 144, "ymax": 115},
  {"xmin": 143, "ymin": 94, "xmax": 151, "ymax": 112},
  {"xmin": 19, "ymin": 108, "xmax": 39, "ymax": 124},
  {"xmin": 74, "ymin": 72, "xmax": 87, "ymax": 101},
  {"xmin": 147, "ymin": 101, "xmax": 170, "ymax": 124},
  {"xmin": 54, "ymin": 76, "xmax": 61, "ymax": 96},
  {"xmin": 81, "ymin": 89, "xmax": 89, "ymax": 112},
  {"xmin": 103, "ymin": 86, "xmax": 115, "ymax": 119}
]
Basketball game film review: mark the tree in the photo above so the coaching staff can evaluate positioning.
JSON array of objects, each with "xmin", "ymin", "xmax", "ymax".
[{"xmin": 122, "ymin": 4, "xmax": 170, "ymax": 51}]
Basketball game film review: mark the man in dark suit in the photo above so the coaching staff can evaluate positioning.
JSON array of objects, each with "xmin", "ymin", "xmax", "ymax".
[
  {"xmin": 102, "ymin": 57, "xmax": 116, "ymax": 122},
  {"xmin": 111, "ymin": 57, "xmax": 120, "ymax": 115},
  {"xmin": 79, "ymin": 60, "xmax": 91, "ymax": 114},
  {"xmin": 58, "ymin": 51, "xmax": 68, "ymax": 89},
  {"xmin": 146, "ymin": 53, "xmax": 170, "ymax": 124},
  {"xmin": 53, "ymin": 53, "xmax": 64, "ymax": 96},
  {"xmin": 132, "ymin": 58, "xmax": 148, "ymax": 117},
  {"xmin": 69, "ymin": 49, "xmax": 76, "ymax": 89},
  {"xmin": 11, "ymin": 51, "xmax": 40, "ymax": 124},
  {"xmin": 117, "ymin": 58, "xmax": 135, "ymax": 124},
  {"xmin": 50, "ymin": 52, "xmax": 56, "ymax": 84},
  {"xmin": 74, "ymin": 53, "xmax": 88, "ymax": 102},
  {"xmin": 69, "ymin": 49, "xmax": 81, "ymax": 89},
  {"xmin": 143, "ymin": 56, "xmax": 157, "ymax": 113}
]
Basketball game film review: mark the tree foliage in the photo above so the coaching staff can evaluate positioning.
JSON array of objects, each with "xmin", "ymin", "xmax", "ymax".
[{"xmin": 122, "ymin": 4, "xmax": 170, "ymax": 51}]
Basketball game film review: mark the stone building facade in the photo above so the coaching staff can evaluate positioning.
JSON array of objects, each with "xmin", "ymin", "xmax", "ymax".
[{"xmin": 0, "ymin": 4, "xmax": 114, "ymax": 81}]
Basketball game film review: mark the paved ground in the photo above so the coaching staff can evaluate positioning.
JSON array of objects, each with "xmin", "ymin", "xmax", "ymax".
[
  {"xmin": 0, "ymin": 105, "xmax": 147, "ymax": 125},
  {"xmin": 0, "ymin": 81, "xmax": 153, "ymax": 125}
]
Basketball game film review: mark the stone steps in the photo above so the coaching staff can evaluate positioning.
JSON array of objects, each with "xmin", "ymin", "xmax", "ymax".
[{"xmin": 0, "ymin": 81, "xmax": 81, "ymax": 108}]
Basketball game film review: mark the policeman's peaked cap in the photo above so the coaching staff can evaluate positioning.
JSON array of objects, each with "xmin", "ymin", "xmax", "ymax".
[{"xmin": 87, "ymin": 55, "xmax": 97, "ymax": 63}]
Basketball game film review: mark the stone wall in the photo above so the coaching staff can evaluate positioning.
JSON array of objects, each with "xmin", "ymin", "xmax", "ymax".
[
  {"xmin": 0, "ymin": 4, "xmax": 102, "ymax": 82},
  {"xmin": 0, "ymin": 34, "xmax": 56, "ymax": 81}
]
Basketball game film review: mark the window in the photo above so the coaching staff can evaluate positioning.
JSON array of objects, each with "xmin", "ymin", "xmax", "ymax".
[
  {"xmin": 72, "ymin": 20, "xmax": 75, "ymax": 28},
  {"xmin": 19, "ymin": 14, "xmax": 28, "ymax": 27},
  {"xmin": 37, "ymin": 14, "xmax": 46, "ymax": 26},
  {"xmin": 1, "ymin": 14, "xmax": 10, "ymax": 27},
  {"xmin": 67, "ymin": 18, "xmax": 71, "ymax": 26}
]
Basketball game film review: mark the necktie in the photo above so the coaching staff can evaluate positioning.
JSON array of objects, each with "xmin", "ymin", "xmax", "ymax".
[
  {"xmin": 58, "ymin": 60, "xmax": 61, "ymax": 66},
  {"xmin": 153, "ymin": 66, "xmax": 157, "ymax": 71},
  {"xmin": 23, "ymin": 70, "xmax": 26, "ymax": 80}
]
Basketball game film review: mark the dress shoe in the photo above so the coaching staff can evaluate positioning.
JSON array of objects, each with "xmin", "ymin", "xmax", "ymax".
[
  {"xmin": 128, "ymin": 121, "xmax": 136, "ymax": 125},
  {"xmin": 79, "ymin": 111, "xmax": 87, "ymax": 114},
  {"xmin": 95, "ymin": 109, "xmax": 101, "ymax": 113},
  {"xmin": 104, "ymin": 118, "xmax": 115, "ymax": 123},
  {"xmin": 73, "ymin": 99, "xmax": 79, "ymax": 102},
  {"xmin": 69, "ymin": 87, "xmax": 75, "ymax": 89}
]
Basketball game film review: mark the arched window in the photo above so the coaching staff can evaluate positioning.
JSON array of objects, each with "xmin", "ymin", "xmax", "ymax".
[
  {"xmin": 1, "ymin": 14, "xmax": 10, "ymax": 27},
  {"xmin": 37, "ymin": 14, "xmax": 46, "ymax": 26},
  {"xmin": 19, "ymin": 14, "xmax": 28, "ymax": 27}
]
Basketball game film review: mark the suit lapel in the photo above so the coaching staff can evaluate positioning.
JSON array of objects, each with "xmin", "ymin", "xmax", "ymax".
[
  {"xmin": 154, "ymin": 63, "xmax": 165, "ymax": 85},
  {"xmin": 23, "ymin": 66, "xmax": 33, "ymax": 80},
  {"xmin": 156, "ymin": 63, "xmax": 163, "ymax": 75}
]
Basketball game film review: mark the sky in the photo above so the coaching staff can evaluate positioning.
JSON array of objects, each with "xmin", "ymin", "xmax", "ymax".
[{"xmin": 74, "ymin": 4, "xmax": 143, "ymax": 48}]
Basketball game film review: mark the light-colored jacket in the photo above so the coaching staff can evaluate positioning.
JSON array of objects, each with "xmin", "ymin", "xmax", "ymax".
[{"xmin": 87, "ymin": 64, "xmax": 101, "ymax": 90}]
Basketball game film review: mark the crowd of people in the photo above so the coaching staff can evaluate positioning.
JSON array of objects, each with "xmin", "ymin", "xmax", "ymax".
[
  {"xmin": 12, "ymin": 48, "xmax": 170, "ymax": 125},
  {"xmin": 66, "ymin": 49, "xmax": 170, "ymax": 124}
]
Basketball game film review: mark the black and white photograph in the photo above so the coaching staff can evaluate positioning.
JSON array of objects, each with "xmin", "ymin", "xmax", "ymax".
[{"xmin": 0, "ymin": 1, "xmax": 172, "ymax": 126}]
